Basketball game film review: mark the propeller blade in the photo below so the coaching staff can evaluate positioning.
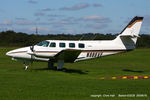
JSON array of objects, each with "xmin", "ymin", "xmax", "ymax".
[
  {"xmin": 30, "ymin": 45, "xmax": 35, "ymax": 64},
  {"xmin": 30, "ymin": 45, "xmax": 34, "ymax": 52}
]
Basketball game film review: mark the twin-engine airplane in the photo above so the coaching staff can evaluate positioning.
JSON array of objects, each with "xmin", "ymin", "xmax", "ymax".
[{"xmin": 6, "ymin": 16, "xmax": 143, "ymax": 70}]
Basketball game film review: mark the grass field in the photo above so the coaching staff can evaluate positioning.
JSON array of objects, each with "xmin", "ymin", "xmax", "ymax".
[{"xmin": 0, "ymin": 47, "xmax": 150, "ymax": 100}]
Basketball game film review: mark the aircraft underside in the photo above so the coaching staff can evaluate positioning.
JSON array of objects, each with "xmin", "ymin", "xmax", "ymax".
[{"xmin": 11, "ymin": 50, "xmax": 127, "ymax": 70}]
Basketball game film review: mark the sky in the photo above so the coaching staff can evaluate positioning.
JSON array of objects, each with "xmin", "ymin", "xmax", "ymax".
[{"xmin": 0, "ymin": 0, "xmax": 150, "ymax": 34}]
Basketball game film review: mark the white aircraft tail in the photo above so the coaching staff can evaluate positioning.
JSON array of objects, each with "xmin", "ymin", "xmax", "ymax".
[{"xmin": 114, "ymin": 16, "xmax": 143, "ymax": 50}]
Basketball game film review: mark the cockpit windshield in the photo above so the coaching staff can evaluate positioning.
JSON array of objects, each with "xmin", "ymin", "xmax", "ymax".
[{"xmin": 36, "ymin": 40, "xmax": 49, "ymax": 47}]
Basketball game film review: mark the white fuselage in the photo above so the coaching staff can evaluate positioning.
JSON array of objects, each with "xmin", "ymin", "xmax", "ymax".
[{"xmin": 6, "ymin": 39, "xmax": 129, "ymax": 62}]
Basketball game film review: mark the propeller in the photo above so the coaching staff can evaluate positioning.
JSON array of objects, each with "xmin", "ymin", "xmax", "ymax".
[
  {"xmin": 30, "ymin": 45, "xmax": 35, "ymax": 70},
  {"xmin": 30, "ymin": 45, "xmax": 34, "ymax": 52}
]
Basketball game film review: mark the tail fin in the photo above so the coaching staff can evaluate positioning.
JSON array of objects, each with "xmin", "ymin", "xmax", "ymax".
[
  {"xmin": 120, "ymin": 16, "xmax": 143, "ymax": 38},
  {"xmin": 114, "ymin": 16, "xmax": 144, "ymax": 50}
]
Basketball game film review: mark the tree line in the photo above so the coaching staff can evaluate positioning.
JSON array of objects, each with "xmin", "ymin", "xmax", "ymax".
[{"xmin": 0, "ymin": 30, "xmax": 150, "ymax": 48}]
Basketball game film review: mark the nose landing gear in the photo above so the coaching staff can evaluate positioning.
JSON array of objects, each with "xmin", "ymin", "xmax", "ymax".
[{"xmin": 23, "ymin": 62, "xmax": 29, "ymax": 70}]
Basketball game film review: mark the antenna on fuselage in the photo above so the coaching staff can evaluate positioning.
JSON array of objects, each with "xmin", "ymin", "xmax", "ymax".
[
  {"xmin": 91, "ymin": 34, "xmax": 98, "ymax": 40},
  {"xmin": 79, "ymin": 35, "xmax": 85, "ymax": 41}
]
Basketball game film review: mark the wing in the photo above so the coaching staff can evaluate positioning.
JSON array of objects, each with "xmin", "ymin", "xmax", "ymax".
[{"xmin": 54, "ymin": 49, "xmax": 82, "ymax": 63}]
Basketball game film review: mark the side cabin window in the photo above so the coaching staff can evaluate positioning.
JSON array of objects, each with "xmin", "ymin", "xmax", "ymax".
[
  {"xmin": 78, "ymin": 43, "xmax": 85, "ymax": 48},
  {"xmin": 69, "ymin": 43, "xmax": 75, "ymax": 48},
  {"xmin": 36, "ymin": 41, "xmax": 49, "ymax": 47},
  {"xmin": 59, "ymin": 42, "xmax": 66, "ymax": 48},
  {"xmin": 49, "ymin": 42, "xmax": 56, "ymax": 47}
]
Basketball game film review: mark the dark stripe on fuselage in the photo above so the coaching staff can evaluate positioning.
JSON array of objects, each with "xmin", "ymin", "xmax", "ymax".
[
  {"xmin": 35, "ymin": 51, "xmax": 58, "ymax": 53},
  {"xmin": 82, "ymin": 49, "xmax": 132, "ymax": 53},
  {"xmin": 8, "ymin": 49, "xmax": 133, "ymax": 54},
  {"xmin": 34, "ymin": 49, "xmax": 132, "ymax": 55}
]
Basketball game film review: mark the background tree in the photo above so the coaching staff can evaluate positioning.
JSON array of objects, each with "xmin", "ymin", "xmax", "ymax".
[{"xmin": 0, "ymin": 30, "xmax": 150, "ymax": 48}]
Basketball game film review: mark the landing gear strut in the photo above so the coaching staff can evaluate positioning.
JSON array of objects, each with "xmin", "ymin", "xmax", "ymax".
[
  {"xmin": 48, "ymin": 60, "xmax": 64, "ymax": 70},
  {"xmin": 57, "ymin": 60, "xmax": 64, "ymax": 70},
  {"xmin": 48, "ymin": 61, "xmax": 55, "ymax": 69}
]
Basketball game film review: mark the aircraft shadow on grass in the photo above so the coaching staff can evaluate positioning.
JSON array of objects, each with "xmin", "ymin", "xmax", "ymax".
[
  {"xmin": 33, "ymin": 67, "xmax": 88, "ymax": 74},
  {"xmin": 122, "ymin": 69, "xmax": 144, "ymax": 73}
]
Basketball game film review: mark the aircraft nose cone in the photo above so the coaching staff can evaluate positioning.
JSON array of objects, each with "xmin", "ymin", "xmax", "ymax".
[
  {"xmin": 6, "ymin": 46, "xmax": 31, "ymax": 57},
  {"xmin": 6, "ymin": 51, "xmax": 12, "ymax": 57}
]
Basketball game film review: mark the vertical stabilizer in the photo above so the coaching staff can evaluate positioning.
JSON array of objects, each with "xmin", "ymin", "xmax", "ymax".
[{"xmin": 114, "ymin": 16, "xmax": 144, "ymax": 50}]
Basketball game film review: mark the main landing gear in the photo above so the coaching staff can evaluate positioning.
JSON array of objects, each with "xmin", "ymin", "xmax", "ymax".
[
  {"xmin": 48, "ymin": 60, "xmax": 64, "ymax": 71},
  {"xmin": 48, "ymin": 61, "xmax": 55, "ymax": 69}
]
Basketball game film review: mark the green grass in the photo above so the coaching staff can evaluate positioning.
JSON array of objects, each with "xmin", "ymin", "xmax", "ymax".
[{"xmin": 0, "ymin": 47, "xmax": 150, "ymax": 100}]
